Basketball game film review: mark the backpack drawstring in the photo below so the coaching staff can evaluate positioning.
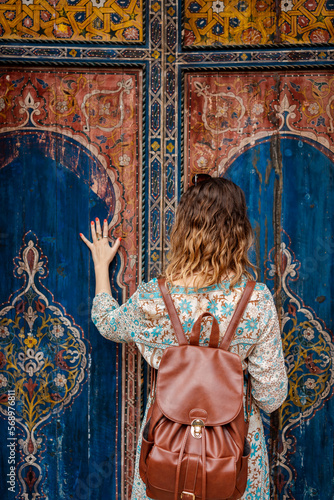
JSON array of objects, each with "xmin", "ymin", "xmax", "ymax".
[
  {"xmin": 174, "ymin": 426, "xmax": 207, "ymax": 500},
  {"xmin": 174, "ymin": 426, "xmax": 190, "ymax": 500},
  {"xmin": 202, "ymin": 427, "xmax": 206, "ymax": 500}
]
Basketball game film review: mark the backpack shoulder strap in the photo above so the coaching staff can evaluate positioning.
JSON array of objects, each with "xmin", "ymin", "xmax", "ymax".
[
  {"xmin": 220, "ymin": 280, "xmax": 256, "ymax": 351},
  {"xmin": 157, "ymin": 278, "xmax": 188, "ymax": 346}
]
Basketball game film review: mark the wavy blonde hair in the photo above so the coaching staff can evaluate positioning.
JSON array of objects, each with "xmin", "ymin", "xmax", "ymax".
[{"xmin": 164, "ymin": 177, "xmax": 257, "ymax": 290}]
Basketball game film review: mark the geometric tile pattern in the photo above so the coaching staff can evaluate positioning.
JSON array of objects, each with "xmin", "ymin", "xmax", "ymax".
[
  {"xmin": 163, "ymin": 0, "xmax": 179, "ymax": 257},
  {"xmin": 146, "ymin": 0, "xmax": 164, "ymax": 279},
  {"xmin": 1, "ymin": 43, "xmax": 334, "ymax": 65},
  {"xmin": 184, "ymin": 0, "xmax": 334, "ymax": 46},
  {"xmin": 0, "ymin": 0, "xmax": 143, "ymax": 42}
]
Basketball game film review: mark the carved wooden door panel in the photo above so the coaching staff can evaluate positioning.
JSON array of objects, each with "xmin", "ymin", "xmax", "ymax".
[
  {"xmin": 185, "ymin": 71, "xmax": 334, "ymax": 499},
  {"xmin": 0, "ymin": 67, "xmax": 143, "ymax": 499}
]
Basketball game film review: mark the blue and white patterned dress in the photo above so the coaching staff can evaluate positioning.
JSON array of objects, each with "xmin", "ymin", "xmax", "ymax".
[{"xmin": 92, "ymin": 276, "xmax": 288, "ymax": 500}]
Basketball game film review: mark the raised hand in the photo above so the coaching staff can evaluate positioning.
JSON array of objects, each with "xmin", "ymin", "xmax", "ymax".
[{"xmin": 80, "ymin": 218, "xmax": 121, "ymax": 295}]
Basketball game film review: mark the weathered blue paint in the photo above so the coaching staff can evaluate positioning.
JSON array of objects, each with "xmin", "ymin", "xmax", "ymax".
[
  {"xmin": 0, "ymin": 131, "xmax": 122, "ymax": 499},
  {"xmin": 227, "ymin": 136, "xmax": 334, "ymax": 500}
]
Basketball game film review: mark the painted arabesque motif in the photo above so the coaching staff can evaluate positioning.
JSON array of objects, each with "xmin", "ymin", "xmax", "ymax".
[
  {"xmin": 185, "ymin": 72, "xmax": 334, "ymax": 178},
  {"xmin": 0, "ymin": 232, "xmax": 90, "ymax": 498},
  {"xmin": 265, "ymin": 231, "xmax": 334, "ymax": 498},
  {"xmin": 0, "ymin": 69, "xmax": 142, "ymax": 296}
]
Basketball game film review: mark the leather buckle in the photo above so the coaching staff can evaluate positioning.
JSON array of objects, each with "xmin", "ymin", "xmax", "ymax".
[{"xmin": 181, "ymin": 492, "xmax": 196, "ymax": 500}]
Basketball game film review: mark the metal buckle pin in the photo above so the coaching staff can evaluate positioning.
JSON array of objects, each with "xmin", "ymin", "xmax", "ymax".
[{"xmin": 180, "ymin": 492, "xmax": 196, "ymax": 500}]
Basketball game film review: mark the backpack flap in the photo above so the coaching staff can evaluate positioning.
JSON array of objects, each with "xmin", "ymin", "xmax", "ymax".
[{"xmin": 156, "ymin": 344, "xmax": 244, "ymax": 426}]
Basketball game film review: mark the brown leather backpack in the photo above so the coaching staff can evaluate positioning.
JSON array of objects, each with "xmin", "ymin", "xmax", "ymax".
[{"xmin": 139, "ymin": 279, "xmax": 256, "ymax": 500}]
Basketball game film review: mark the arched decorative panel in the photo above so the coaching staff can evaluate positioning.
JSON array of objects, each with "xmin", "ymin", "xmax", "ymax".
[{"xmin": 0, "ymin": 67, "xmax": 143, "ymax": 499}]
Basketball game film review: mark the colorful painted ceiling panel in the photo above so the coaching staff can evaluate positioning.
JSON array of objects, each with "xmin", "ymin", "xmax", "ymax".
[
  {"xmin": 0, "ymin": 0, "xmax": 143, "ymax": 42},
  {"xmin": 183, "ymin": 0, "xmax": 334, "ymax": 46}
]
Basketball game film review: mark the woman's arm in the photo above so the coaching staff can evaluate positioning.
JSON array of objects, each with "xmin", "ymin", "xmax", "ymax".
[
  {"xmin": 80, "ymin": 218, "xmax": 121, "ymax": 296},
  {"xmin": 81, "ymin": 218, "xmax": 147, "ymax": 344},
  {"xmin": 91, "ymin": 291, "xmax": 145, "ymax": 343},
  {"xmin": 247, "ymin": 287, "xmax": 288, "ymax": 413}
]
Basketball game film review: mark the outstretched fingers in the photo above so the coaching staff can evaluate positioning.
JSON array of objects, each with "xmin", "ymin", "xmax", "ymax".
[
  {"xmin": 90, "ymin": 220, "xmax": 98, "ymax": 243},
  {"xmin": 80, "ymin": 232, "xmax": 93, "ymax": 250},
  {"xmin": 103, "ymin": 219, "xmax": 109, "ymax": 239},
  {"xmin": 95, "ymin": 217, "xmax": 102, "ymax": 240},
  {"xmin": 80, "ymin": 218, "xmax": 121, "ymax": 260}
]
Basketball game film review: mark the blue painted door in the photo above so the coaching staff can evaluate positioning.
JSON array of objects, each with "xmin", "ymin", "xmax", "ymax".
[{"xmin": 0, "ymin": 68, "xmax": 142, "ymax": 500}]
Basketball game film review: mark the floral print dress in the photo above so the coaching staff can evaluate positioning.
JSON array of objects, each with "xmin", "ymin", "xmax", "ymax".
[{"xmin": 91, "ymin": 276, "xmax": 288, "ymax": 500}]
